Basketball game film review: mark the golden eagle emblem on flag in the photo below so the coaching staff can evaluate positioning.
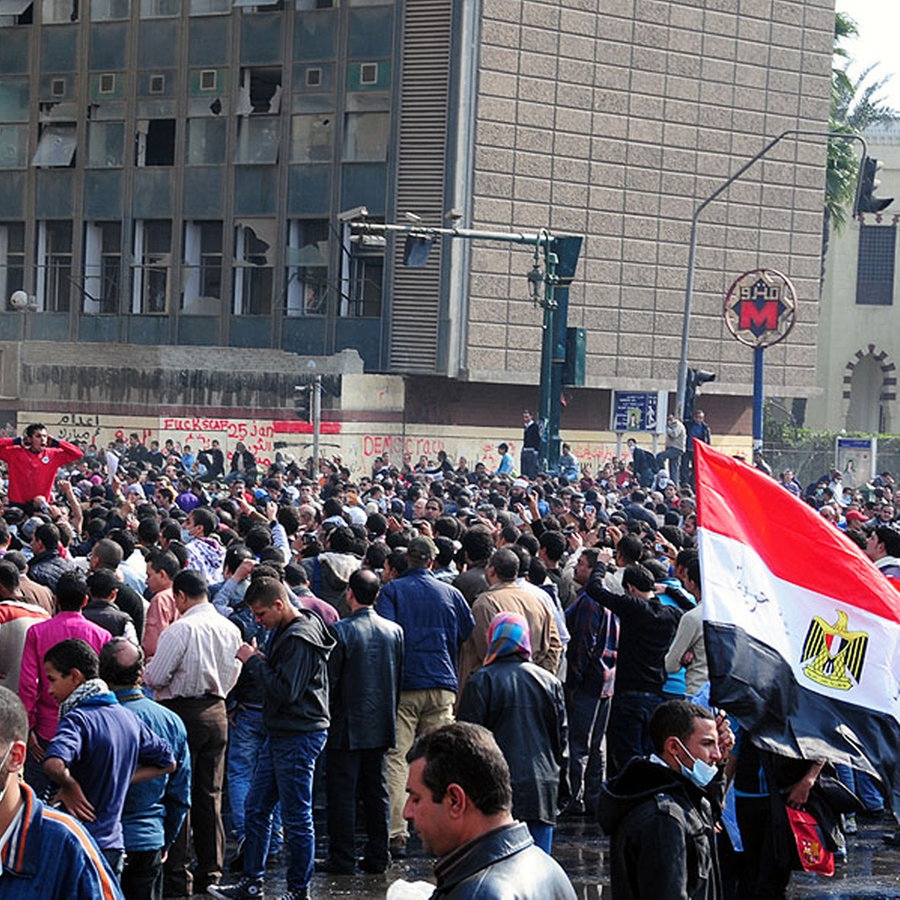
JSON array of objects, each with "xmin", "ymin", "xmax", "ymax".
[{"xmin": 800, "ymin": 610, "xmax": 868, "ymax": 691}]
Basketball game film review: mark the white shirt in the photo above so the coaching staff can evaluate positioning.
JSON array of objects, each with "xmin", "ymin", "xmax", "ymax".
[{"xmin": 144, "ymin": 602, "xmax": 242, "ymax": 701}]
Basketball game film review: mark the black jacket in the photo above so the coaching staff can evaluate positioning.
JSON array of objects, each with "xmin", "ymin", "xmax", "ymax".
[
  {"xmin": 457, "ymin": 657, "xmax": 568, "ymax": 825},
  {"xmin": 585, "ymin": 565, "xmax": 682, "ymax": 694},
  {"xmin": 245, "ymin": 609, "xmax": 335, "ymax": 736},
  {"xmin": 82, "ymin": 599, "xmax": 135, "ymax": 638},
  {"xmin": 597, "ymin": 756, "xmax": 723, "ymax": 900},
  {"xmin": 432, "ymin": 821, "xmax": 576, "ymax": 899},
  {"xmin": 28, "ymin": 550, "xmax": 75, "ymax": 593},
  {"xmin": 326, "ymin": 607, "xmax": 403, "ymax": 750}
]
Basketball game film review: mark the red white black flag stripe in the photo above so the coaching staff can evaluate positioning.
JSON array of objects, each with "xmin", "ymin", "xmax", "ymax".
[{"xmin": 695, "ymin": 441, "xmax": 900, "ymax": 812}]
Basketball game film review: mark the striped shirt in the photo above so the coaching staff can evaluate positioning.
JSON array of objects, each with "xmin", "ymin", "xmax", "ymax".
[{"xmin": 143, "ymin": 602, "xmax": 242, "ymax": 701}]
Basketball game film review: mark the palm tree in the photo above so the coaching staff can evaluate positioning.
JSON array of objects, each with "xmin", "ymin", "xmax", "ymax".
[{"xmin": 826, "ymin": 12, "xmax": 897, "ymax": 234}]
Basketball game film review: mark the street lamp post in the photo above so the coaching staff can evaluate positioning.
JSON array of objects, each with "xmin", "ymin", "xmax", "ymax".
[
  {"xmin": 676, "ymin": 130, "xmax": 868, "ymax": 429},
  {"xmin": 348, "ymin": 216, "xmax": 583, "ymax": 473}
]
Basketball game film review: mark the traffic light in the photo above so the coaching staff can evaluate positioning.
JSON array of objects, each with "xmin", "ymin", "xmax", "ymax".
[
  {"xmin": 857, "ymin": 156, "xmax": 893, "ymax": 215},
  {"xmin": 294, "ymin": 383, "xmax": 311, "ymax": 422},
  {"xmin": 684, "ymin": 368, "xmax": 716, "ymax": 422}
]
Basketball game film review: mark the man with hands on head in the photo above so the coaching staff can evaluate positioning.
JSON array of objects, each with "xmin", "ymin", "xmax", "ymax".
[{"xmin": 0, "ymin": 423, "xmax": 83, "ymax": 508}]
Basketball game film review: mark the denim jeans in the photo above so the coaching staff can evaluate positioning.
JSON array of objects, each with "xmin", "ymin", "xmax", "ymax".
[
  {"xmin": 227, "ymin": 708, "xmax": 283, "ymax": 849},
  {"xmin": 565, "ymin": 686, "xmax": 610, "ymax": 813},
  {"xmin": 835, "ymin": 763, "xmax": 885, "ymax": 811},
  {"xmin": 607, "ymin": 690, "xmax": 662, "ymax": 776},
  {"xmin": 244, "ymin": 730, "xmax": 327, "ymax": 891}
]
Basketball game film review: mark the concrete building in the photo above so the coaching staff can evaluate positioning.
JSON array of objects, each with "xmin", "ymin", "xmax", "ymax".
[
  {"xmin": 0, "ymin": 0, "xmax": 834, "ymax": 469},
  {"xmin": 809, "ymin": 121, "xmax": 900, "ymax": 435}
]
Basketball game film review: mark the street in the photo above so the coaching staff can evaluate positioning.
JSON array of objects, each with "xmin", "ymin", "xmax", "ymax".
[{"xmin": 193, "ymin": 808, "xmax": 900, "ymax": 898}]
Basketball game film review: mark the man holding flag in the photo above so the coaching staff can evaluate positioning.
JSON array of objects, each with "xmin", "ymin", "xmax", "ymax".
[{"xmin": 694, "ymin": 442, "xmax": 900, "ymax": 889}]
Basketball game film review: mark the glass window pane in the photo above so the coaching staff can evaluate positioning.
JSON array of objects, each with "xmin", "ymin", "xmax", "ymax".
[
  {"xmin": 91, "ymin": 0, "xmax": 129, "ymax": 18},
  {"xmin": 84, "ymin": 221, "xmax": 121, "ymax": 314},
  {"xmin": 87, "ymin": 121, "xmax": 124, "ymax": 167},
  {"xmin": 0, "ymin": 0, "xmax": 31, "ymax": 14},
  {"xmin": 0, "ymin": 80, "xmax": 29, "ymax": 122},
  {"xmin": 42, "ymin": 221, "xmax": 73, "ymax": 313},
  {"xmin": 190, "ymin": 0, "xmax": 228, "ymax": 15},
  {"xmin": 0, "ymin": 125, "xmax": 28, "ymax": 168},
  {"xmin": 343, "ymin": 111, "xmax": 388, "ymax": 162},
  {"xmin": 235, "ymin": 116, "xmax": 280, "ymax": 165},
  {"xmin": 286, "ymin": 219, "xmax": 328, "ymax": 316},
  {"xmin": 291, "ymin": 113, "xmax": 332, "ymax": 163},
  {"xmin": 187, "ymin": 118, "xmax": 226, "ymax": 165},
  {"xmin": 0, "ymin": 222, "xmax": 25, "ymax": 311},
  {"xmin": 42, "ymin": 0, "xmax": 76, "ymax": 21},
  {"xmin": 32, "ymin": 124, "xmax": 77, "ymax": 167},
  {"xmin": 140, "ymin": 0, "xmax": 178, "ymax": 15}
]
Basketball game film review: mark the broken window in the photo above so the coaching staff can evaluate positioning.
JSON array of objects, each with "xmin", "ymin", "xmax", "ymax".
[
  {"xmin": 286, "ymin": 219, "xmax": 328, "ymax": 316},
  {"xmin": 37, "ymin": 221, "xmax": 72, "ymax": 313},
  {"xmin": 83, "ymin": 221, "xmax": 121, "ymax": 314},
  {"xmin": 131, "ymin": 219, "xmax": 171, "ymax": 314},
  {"xmin": 237, "ymin": 68, "xmax": 282, "ymax": 115},
  {"xmin": 0, "ymin": 223, "xmax": 25, "ymax": 311},
  {"xmin": 341, "ymin": 221, "xmax": 382, "ymax": 318},
  {"xmin": 342, "ymin": 111, "xmax": 389, "ymax": 162},
  {"xmin": 42, "ymin": 0, "xmax": 77, "ymax": 21},
  {"xmin": 235, "ymin": 116, "xmax": 279, "ymax": 164},
  {"xmin": 186, "ymin": 117, "xmax": 226, "ymax": 165},
  {"xmin": 32, "ymin": 124, "xmax": 77, "ymax": 167},
  {"xmin": 233, "ymin": 220, "xmax": 273, "ymax": 316},
  {"xmin": 136, "ymin": 119, "xmax": 175, "ymax": 166},
  {"xmin": 0, "ymin": 125, "xmax": 28, "ymax": 168},
  {"xmin": 182, "ymin": 220, "xmax": 222, "ymax": 313},
  {"xmin": 87, "ymin": 120, "xmax": 124, "ymax": 167},
  {"xmin": 0, "ymin": 0, "xmax": 33, "ymax": 25},
  {"xmin": 290, "ymin": 113, "xmax": 332, "ymax": 163}
]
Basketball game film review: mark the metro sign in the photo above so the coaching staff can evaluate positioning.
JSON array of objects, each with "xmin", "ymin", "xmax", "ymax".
[{"xmin": 723, "ymin": 268, "xmax": 797, "ymax": 348}]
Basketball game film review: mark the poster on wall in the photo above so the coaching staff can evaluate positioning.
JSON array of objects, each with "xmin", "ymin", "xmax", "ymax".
[{"xmin": 835, "ymin": 436, "xmax": 876, "ymax": 489}]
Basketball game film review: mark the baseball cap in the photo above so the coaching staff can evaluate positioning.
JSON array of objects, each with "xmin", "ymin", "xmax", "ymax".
[
  {"xmin": 407, "ymin": 536, "xmax": 437, "ymax": 562},
  {"xmin": 845, "ymin": 510, "xmax": 868, "ymax": 523}
]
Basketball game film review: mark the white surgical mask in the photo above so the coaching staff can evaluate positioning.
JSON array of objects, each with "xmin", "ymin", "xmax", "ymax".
[{"xmin": 675, "ymin": 737, "xmax": 718, "ymax": 788}]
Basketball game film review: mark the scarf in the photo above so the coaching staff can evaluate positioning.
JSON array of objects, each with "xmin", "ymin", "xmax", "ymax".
[
  {"xmin": 58, "ymin": 677, "xmax": 111, "ymax": 720},
  {"xmin": 483, "ymin": 612, "xmax": 532, "ymax": 666}
]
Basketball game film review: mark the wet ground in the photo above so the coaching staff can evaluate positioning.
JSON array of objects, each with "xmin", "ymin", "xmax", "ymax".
[{"xmin": 181, "ymin": 809, "xmax": 900, "ymax": 899}]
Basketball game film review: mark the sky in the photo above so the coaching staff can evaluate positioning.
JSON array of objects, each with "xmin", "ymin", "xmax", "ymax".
[{"xmin": 838, "ymin": 0, "xmax": 900, "ymax": 112}]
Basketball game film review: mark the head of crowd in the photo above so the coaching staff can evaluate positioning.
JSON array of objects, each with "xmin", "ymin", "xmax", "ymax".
[{"xmin": 0, "ymin": 430, "xmax": 714, "ymax": 587}]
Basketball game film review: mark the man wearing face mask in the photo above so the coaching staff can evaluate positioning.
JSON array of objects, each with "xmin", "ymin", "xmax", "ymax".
[
  {"xmin": 0, "ymin": 685, "xmax": 125, "ymax": 898},
  {"xmin": 597, "ymin": 700, "xmax": 734, "ymax": 900}
]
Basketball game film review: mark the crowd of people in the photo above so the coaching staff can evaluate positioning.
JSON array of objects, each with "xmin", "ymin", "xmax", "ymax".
[{"xmin": 0, "ymin": 418, "xmax": 895, "ymax": 900}]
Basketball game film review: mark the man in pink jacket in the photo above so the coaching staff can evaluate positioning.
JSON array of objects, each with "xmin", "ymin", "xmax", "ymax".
[{"xmin": 17, "ymin": 570, "xmax": 111, "ymax": 797}]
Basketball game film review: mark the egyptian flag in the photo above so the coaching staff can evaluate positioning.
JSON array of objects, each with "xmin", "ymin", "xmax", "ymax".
[{"xmin": 695, "ymin": 441, "xmax": 900, "ymax": 812}]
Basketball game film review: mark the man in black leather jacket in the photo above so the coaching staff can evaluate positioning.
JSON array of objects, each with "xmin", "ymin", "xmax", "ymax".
[
  {"xmin": 319, "ymin": 568, "xmax": 404, "ymax": 875},
  {"xmin": 402, "ymin": 722, "xmax": 576, "ymax": 899},
  {"xmin": 596, "ymin": 700, "xmax": 733, "ymax": 899}
]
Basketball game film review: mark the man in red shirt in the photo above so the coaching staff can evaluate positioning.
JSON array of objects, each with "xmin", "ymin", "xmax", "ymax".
[{"xmin": 0, "ymin": 423, "xmax": 82, "ymax": 507}]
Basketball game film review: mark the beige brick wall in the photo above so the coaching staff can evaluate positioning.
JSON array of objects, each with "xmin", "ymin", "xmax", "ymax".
[{"xmin": 466, "ymin": 0, "xmax": 833, "ymax": 399}]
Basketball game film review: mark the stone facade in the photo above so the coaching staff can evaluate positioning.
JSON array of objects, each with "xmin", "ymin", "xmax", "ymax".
[{"xmin": 465, "ymin": 0, "xmax": 833, "ymax": 401}]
